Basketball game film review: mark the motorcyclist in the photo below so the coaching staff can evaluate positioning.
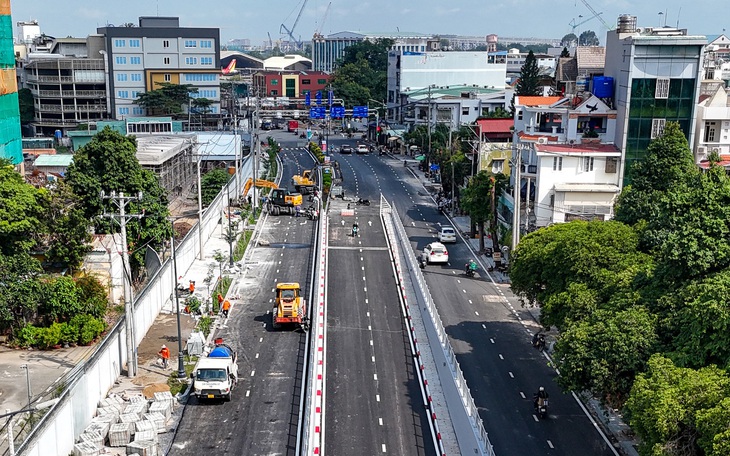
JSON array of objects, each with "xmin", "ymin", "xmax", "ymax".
[
  {"xmin": 532, "ymin": 332, "xmax": 546, "ymax": 350},
  {"xmin": 352, "ymin": 222, "xmax": 359, "ymax": 237},
  {"xmin": 465, "ymin": 259, "xmax": 478, "ymax": 274},
  {"xmin": 534, "ymin": 386, "xmax": 549, "ymax": 409}
]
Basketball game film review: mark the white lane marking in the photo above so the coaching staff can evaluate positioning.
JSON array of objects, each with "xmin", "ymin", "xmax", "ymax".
[
  {"xmin": 457, "ymin": 279, "xmax": 461, "ymax": 284},
  {"xmin": 246, "ymin": 390, "xmax": 250, "ymax": 397},
  {"xmin": 379, "ymin": 418, "xmax": 383, "ymax": 426},
  {"xmin": 382, "ymin": 444, "xmax": 387, "ymax": 453},
  {"xmin": 372, "ymin": 356, "xmax": 376, "ymax": 362},
  {"xmin": 363, "ymin": 276, "xmax": 366, "ymax": 281},
  {"xmin": 468, "ymin": 299, "xmax": 473, "ymax": 304},
  {"xmin": 365, "ymin": 299, "xmax": 369, "ymax": 304},
  {"xmin": 374, "ymin": 374, "xmax": 378, "ymax": 381},
  {"xmin": 259, "ymin": 337, "xmax": 264, "ymax": 343},
  {"xmin": 362, "ymin": 266, "xmax": 365, "ymax": 271},
  {"xmin": 490, "ymin": 338, "xmax": 495, "ymax": 344},
  {"xmin": 498, "ymin": 354, "xmax": 504, "ymax": 360},
  {"xmin": 482, "ymin": 324, "xmax": 486, "ymax": 329},
  {"xmin": 370, "ymin": 340, "xmax": 374, "ymax": 346},
  {"xmin": 368, "ymin": 325, "xmax": 372, "ymax": 331},
  {"xmin": 547, "ymin": 440, "xmax": 554, "ymax": 449},
  {"xmin": 367, "ymin": 312, "xmax": 370, "ymax": 317},
  {"xmin": 533, "ymin": 415, "xmax": 539, "ymax": 422},
  {"xmin": 520, "ymin": 392, "xmax": 526, "ymax": 399},
  {"xmin": 508, "ymin": 372, "xmax": 514, "ymax": 378},
  {"xmin": 475, "ymin": 311, "xmax": 479, "ymax": 316},
  {"xmin": 250, "ymin": 370, "xmax": 255, "ymax": 377},
  {"xmin": 376, "ymin": 394, "xmax": 381, "ymax": 402},
  {"xmin": 276, "ymin": 269, "xmax": 280, "ymax": 274},
  {"xmin": 255, "ymin": 353, "xmax": 259, "ymax": 359},
  {"xmin": 462, "ymin": 289, "xmax": 466, "ymax": 293}
]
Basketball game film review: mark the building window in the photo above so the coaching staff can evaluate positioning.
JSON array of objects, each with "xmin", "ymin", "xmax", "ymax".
[
  {"xmin": 201, "ymin": 57, "xmax": 213, "ymax": 65},
  {"xmin": 132, "ymin": 91, "xmax": 141, "ymax": 98},
  {"xmin": 582, "ymin": 156, "xmax": 595, "ymax": 172},
  {"xmin": 130, "ymin": 39, "xmax": 141, "ymax": 48},
  {"xmin": 116, "ymin": 73, "xmax": 128, "ymax": 82},
  {"xmin": 133, "ymin": 107, "xmax": 144, "ymax": 115},
  {"xmin": 164, "ymin": 57, "xmax": 170, "ymax": 65},
  {"xmin": 491, "ymin": 159, "xmax": 504, "ymax": 174},
  {"xmin": 114, "ymin": 39, "xmax": 126, "ymax": 47},
  {"xmin": 705, "ymin": 121, "xmax": 718, "ymax": 142},
  {"xmin": 655, "ymin": 78, "xmax": 670, "ymax": 99},
  {"xmin": 118, "ymin": 107, "xmax": 130, "ymax": 116},
  {"xmin": 184, "ymin": 40, "xmax": 197, "ymax": 48},
  {"xmin": 605, "ymin": 157, "xmax": 618, "ymax": 173},
  {"xmin": 185, "ymin": 57, "xmax": 198, "ymax": 65},
  {"xmin": 552, "ymin": 156, "xmax": 563, "ymax": 171},
  {"xmin": 270, "ymin": 79, "xmax": 278, "ymax": 85},
  {"xmin": 201, "ymin": 40, "xmax": 212, "ymax": 48},
  {"xmin": 517, "ymin": 110, "xmax": 523, "ymax": 120},
  {"xmin": 302, "ymin": 79, "xmax": 311, "ymax": 85},
  {"xmin": 271, "ymin": 90, "xmax": 278, "ymax": 96},
  {"xmin": 117, "ymin": 90, "xmax": 129, "ymax": 98},
  {"xmin": 130, "ymin": 56, "xmax": 141, "ymax": 65},
  {"xmin": 131, "ymin": 73, "xmax": 142, "ymax": 81},
  {"xmin": 651, "ymin": 118, "xmax": 666, "ymax": 139},
  {"xmin": 317, "ymin": 79, "xmax": 327, "ymax": 84},
  {"xmin": 115, "ymin": 56, "xmax": 127, "ymax": 65},
  {"xmin": 462, "ymin": 107, "xmax": 469, "ymax": 115},
  {"xmin": 163, "ymin": 40, "xmax": 170, "ymax": 48},
  {"xmin": 164, "ymin": 74, "xmax": 171, "ymax": 82}
]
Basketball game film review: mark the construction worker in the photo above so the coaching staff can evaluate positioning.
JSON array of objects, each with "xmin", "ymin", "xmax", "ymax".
[
  {"xmin": 189, "ymin": 280, "xmax": 195, "ymax": 294},
  {"xmin": 222, "ymin": 299, "xmax": 231, "ymax": 318},
  {"xmin": 159, "ymin": 345, "xmax": 170, "ymax": 369},
  {"xmin": 217, "ymin": 293, "xmax": 224, "ymax": 307}
]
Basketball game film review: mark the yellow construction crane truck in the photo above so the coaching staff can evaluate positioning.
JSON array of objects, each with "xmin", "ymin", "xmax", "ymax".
[
  {"xmin": 272, "ymin": 283, "xmax": 308, "ymax": 330},
  {"xmin": 242, "ymin": 178, "xmax": 303, "ymax": 216}
]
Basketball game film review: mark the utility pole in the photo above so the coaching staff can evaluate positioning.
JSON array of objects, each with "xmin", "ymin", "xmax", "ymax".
[
  {"xmin": 427, "ymin": 85, "xmax": 433, "ymax": 155},
  {"xmin": 101, "ymin": 191, "xmax": 144, "ymax": 378},
  {"xmin": 253, "ymin": 88, "xmax": 260, "ymax": 215},
  {"xmin": 511, "ymin": 147, "xmax": 521, "ymax": 249},
  {"xmin": 449, "ymin": 126, "xmax": 455, "ymax": 214},
  {"xmin": 169, "ymin": 232, "xmax": 186, "ymax": 379}
]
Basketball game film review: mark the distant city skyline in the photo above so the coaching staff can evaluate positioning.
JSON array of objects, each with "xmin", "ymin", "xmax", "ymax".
[{"xmin": 10, "ymin": 0, "xmax": 729, "ymax": 47}]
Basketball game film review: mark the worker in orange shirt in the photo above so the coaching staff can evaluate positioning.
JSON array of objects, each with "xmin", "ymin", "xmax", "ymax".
[
  {"xmin": 159, "ymin": 345, "xmax": 170, "ymax": 369},
  {"xmin": 189, "ymin": 280, "xmax": 195, "ymax": 294},
  {"xmin": 222, "ymin": 300, "xmax": 231, "ymax": 318}
]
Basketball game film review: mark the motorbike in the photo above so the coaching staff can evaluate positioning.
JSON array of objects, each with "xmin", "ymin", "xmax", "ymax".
[
  {"xmin": 464, "ymin": 264, "xmax": 476, "ymax": 278},
  {"xmin": 351, "ymin": 224, "xmax": 359, "ymax": 237},
  {"xmin": 299, "ymin": 133, "xmax": 306, "ymax": 139},
  {"xmin": 532, "ymin": 333, "xmax": 546, "ymax": 351},
  {"xmin": 534, "ymin": 396, "xmax": 549, "ymax": 419},
  {"xmin": 305, "ymin": 206, "xmax": 319, "ymax": 221},
  {"xmin": 357, "ymin": 198, "xmax": 370, "ymax": 206}
]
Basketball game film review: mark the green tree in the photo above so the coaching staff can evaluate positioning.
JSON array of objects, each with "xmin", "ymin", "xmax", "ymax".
[
  {"xmin": 0, "ymin": 159, "xmax": 45, "ymax": 255},
  {"xmin": 330, "ymin": 38, "xmax": 393, "ymax": 106},
  {"xmin": 39, "ymin": 182, "xmax": 91, "ymax": 269},
  {"xmin": 554, "ymin": 306, "xmax": 657, "ymax": 405},
  {"xmin": 65, "ymin": 127, "xmax": 172, "ymax": 275},
  {"xmin": 579, "ymin": 30, "xmax": 600, "ymax": 46},
  {"xmin": 134, "ymin": 82, "xmax": 199, "ymax": 116},
  {"xmin": 39, "ymin": 276, "xmax": 82, "ymax": 325},
  {"xmin": 461, "ymin": 171, "xmax": 507, "ymax": 252},
  {"xmin": 626, "ymin": 355, "xmax": 730, "ymax": 456},
  {"xmin": 18, "ymin": 88, "xmax": 35, "ymax": 124},
  {"xmin": 515, "ymin": 50, "xmax": 541, "ymax": 96},
  {"xmin": 560, "ymin": 47, "xmax": 571, "ymax": 58},
  {"xmin": 0, "ymin": 253, "xmax": 44, "ymax": 332},
  {"xmin": 200, "ymin": 168, "xmax": 230, "ymax": 206}
]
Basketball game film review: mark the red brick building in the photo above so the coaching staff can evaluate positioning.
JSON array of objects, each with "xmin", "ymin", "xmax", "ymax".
[{"xmin": 253, "ymin": 70, "xmax": 331, "ymax": 100}]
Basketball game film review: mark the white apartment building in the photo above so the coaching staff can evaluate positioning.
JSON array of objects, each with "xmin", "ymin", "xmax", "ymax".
[
  {"xmin": 695, "ymin": 86, "xmax": 730, "ymax": 167},
  {"xmin": 97, "ymin": 17, "xmax": 221, "ymax": 119}
]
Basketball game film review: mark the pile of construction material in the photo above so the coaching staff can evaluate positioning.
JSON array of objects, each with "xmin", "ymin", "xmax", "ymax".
[{"xmin": 72, "ymin": 391, "xmax": 175, "ymax": 456}]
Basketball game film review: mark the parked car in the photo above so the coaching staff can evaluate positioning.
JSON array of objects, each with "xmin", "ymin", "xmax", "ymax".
[
  {"xmin": 438, "ymin": 226, "xmax": 457, "ymax": 243},
  {"xmin": 356, "ymin": 144, "xmax": 369, "ymax": 154},
  {"xmin": 340, "ymin": 144, "xmax": 353, "ymax": 154},
  {"xmin": 421, "ymin": 242, "xmax": 449, "ymax": 265}
]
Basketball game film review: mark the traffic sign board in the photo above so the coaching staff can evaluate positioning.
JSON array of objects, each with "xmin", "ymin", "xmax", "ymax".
[
  {"xmin": 352, "ymin": 106, "xmax": 369, "ymax": 118},
  {"xmin": 330, "ymin": 106, "xmax": 345, "ymax": 118},
  {"xmin": 309, "ymin": 107, "xmax": 326, "ymax": 119}
]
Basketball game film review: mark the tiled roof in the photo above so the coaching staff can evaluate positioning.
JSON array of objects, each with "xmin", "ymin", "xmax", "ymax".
[
  {"xmin": 576, "ymin": 46, "xmax": 605, "ymax": 70},
  {"xmin": 516, "ymin": 96, "xmax": 563, "ymax": 106},
  {"xmin": 34, "ymin": 154, "xmax": 74, "ymax": 167},
  {"xmin": 699, "ymin": 156, "xmax": 730, "ymax": 169},
  {"xmin": 535, "ymin": 143, "xmax": 620, "ymax": 155},
  {"xmin": 477, "ymin": 118, "xmax": 513, "ymax": 134},
  {"xmin": 517, "ymin": 132, "xmax": 559, "ymax": 141},
  {"xmin": 556, "ymin": 57, "xmax": 577, "ymax": 82}
]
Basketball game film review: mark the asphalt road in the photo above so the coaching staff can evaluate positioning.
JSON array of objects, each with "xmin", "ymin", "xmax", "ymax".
[
  {"xmin": 330, "ymin": 139, "xmax": 617, "ymax": 456},
  {"xmin": 324, "ymin": 197, "xmax": 434, "ymax": 456},
  {"xmin": 170, "ymin": 139, "xmax": 316, "ymax": 456}
]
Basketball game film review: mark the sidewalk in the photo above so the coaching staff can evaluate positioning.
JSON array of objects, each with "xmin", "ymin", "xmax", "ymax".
[{"xmin": 447, "ymin": 211, "xmax": 638, "ymax": 456}]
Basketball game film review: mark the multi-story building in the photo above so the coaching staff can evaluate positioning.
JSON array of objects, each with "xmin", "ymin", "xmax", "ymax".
[
  {"xmin": 1, "ymin": 0, "xmax": 22, "ymax": 165},
  {"xmin": 604, "ymin": 14, "xmax": 706, "ymax": 183},
  {"xmin": 97, "ymin": 16, "xmax": 221, "ymax": 119},
  {"xmin": 312, "ymin": 31, "xmax": 439, "ymax": 73},
  {"xmin": 695, "ymin": 86, "xmax": 730, "ymax": 166},
  {"xmin": 21, "ymin": 34, "xmax": 109, "ymax": 135},
  {"xmin": 252, "ymin": 70, "xmax": 331, "ymax": 100}
]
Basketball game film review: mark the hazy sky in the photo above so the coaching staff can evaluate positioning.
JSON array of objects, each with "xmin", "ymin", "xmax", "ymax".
[{"xmin": 10, "ymin": 0, "xmax": 729, "ymax": 46}]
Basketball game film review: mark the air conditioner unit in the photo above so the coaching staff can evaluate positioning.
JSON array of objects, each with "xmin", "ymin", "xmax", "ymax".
[
  {"xmin": 537, "ymin": 137, "xmax": 548, "ymax": 144},
  {"xmin": 568, "ymin": 139, "xmax": 576, "ymax": 145},
  {"xmin": 697, "ymin": 146, "xmax": 706, "ymax": 154}
]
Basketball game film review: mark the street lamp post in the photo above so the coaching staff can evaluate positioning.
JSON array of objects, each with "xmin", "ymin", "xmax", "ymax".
[
  {"xmin": 226, "ymin": 169, "xmax": 235, "ymax": 266},
  {"xmin": 20, "ymin": 365, "xmax": 31, "ymax": 412}
]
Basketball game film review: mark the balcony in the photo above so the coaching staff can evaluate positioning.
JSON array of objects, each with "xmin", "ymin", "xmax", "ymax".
[
  {"xmin": 27, "ymin": 75, "xmax": 76, "ymax": 83},
  {"xmin": 35, "ymin": 89, "xmax": 107, "ymax": 98},
  {"xmin": 38, "ymin": 104, "xmax": 107, "ymax": 113},
  {"xmin": 521, "ymin": 164, "xmax": 538, "ymax": 175}
]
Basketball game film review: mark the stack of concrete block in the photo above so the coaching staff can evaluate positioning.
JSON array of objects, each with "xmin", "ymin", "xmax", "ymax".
[
  {"xmin": 148, "ymin": 401, "xmax": 171, "ymax": 421},
  {"xmin": 109, "ymin": 422, "xmax": 135, "ymax": 447},
  {"xmin": 83, "ymin": 417, "xmax": 112, "ymax": 444},
  {"xmin": 135, "ymin": 419, "xmax": 158, "ymax": 438},
  {"xmin": 124, "ymin": 401, "xmax": 148, "ymax": 420},
  {"xmin": 144, "ymin": 412, "xmax": 166, "ymax": 432},
  {"xmin": 72, "ymin": 441, "xmax": 100, "ymax": 456},
  {"xmin": 126, "ymin": 439, "xmax": 158, "ymax": 456},
  {"xmin": 78, "ymin": 430, "xmax": 104, "ymax": 448},
  {"xmin": 153, "ymin": 391, "xmax": 175, "ymax": 409}
]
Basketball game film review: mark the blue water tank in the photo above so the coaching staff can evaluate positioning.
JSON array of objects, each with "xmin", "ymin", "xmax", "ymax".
[{"xmin": 592, "ymin": 76, "xmax": 614, "ymax": 98}]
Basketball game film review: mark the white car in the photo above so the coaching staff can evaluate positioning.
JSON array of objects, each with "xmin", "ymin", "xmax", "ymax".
[
  {"xmin": 438, "ymin": 226, "xmax": 457, "ymax": 243},
  {"xmin": 357, "ymin": 144, "xmax": 369, "ymax": 154},
  {"xmin": 422, "ymin": 242, "xmax": 449, "ymax": 265}
]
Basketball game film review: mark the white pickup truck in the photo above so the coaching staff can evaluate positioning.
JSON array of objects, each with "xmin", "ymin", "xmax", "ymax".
[{"xmin": 192, "ymin": 343, "xmax": 238, "ymax": 402}]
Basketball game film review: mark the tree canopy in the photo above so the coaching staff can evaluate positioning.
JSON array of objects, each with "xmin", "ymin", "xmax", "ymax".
[
  {"xmin": 330, "ymin": 38, "xmax": 393, "ymax": 106},
  {"xmin": 579, "ymin": 30, "xmax": 600, "ymax": 46},
  {"xmin": 515, "ymin": 50, "xmax": 541, "ymax": 96},
  {"xmin": 200, "ymin": 168, "xmax": 231, "ymax": 206},
  {"xmin": 65, "ymin": 127, "xmax": 171, "ymax": 275},
  {"xmin": 134, "ymin": 82, "xmax": 198, "ymax": 116},
  {"xmin": 0, "ymin": 159, "xmax": 45, "ymax": 255}
]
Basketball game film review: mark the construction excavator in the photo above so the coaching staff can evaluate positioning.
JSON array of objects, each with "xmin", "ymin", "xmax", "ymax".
[
  {"xmin": 291, "ymin": 168, "xmax": 317, "ymax": 194},
  {"xmin": 242, "ymin": 178, "xmax": 302, "ymax": 216}
]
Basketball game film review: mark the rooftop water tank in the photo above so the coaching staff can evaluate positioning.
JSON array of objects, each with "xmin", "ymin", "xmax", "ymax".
[{"xmin": 592, "ymin": 76, "xmax": 614, "ymax": 99}]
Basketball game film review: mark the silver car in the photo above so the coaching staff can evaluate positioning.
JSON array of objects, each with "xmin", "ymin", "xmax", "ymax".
[{"xmin": 438, "ymin": 226, "xmax": 457, "ymax": 243}]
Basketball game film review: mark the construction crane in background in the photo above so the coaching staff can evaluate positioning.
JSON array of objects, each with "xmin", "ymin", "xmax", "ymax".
[
  {"xmin": 314, "ymin": 2, "xmax": 332, "ymax": 36},
  {"xmin": 280, "ymin": 0, "xmax": 309, "ymax": 50},
  {"xmin": 578, "ymin": 0, "xmax": 614, "ymax": 30},
  {"xmin": 267, "ymin": 32, "xmax": 274, "ymax": 49},
  {"xmin": 569, "ymin": 13, "xmax": 603, "ymax": 34}
]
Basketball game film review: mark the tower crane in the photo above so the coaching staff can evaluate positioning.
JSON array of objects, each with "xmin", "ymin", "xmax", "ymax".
[
  {"xmin": 578, "ymin": 0, "xmax": 613, "ymax": 30},
  {"xmin": 267, "ymin": 32, "xmax": 274, "ymax": 49},
  {"xmin": 569, "ymin": 13, "xmax": 603, "ymax": 34},
  {"xmin": 280, "ymin": 0, "xmax": 309, "ymax": 50},
  {"xmin": 315, "ymin": 2, "xmax": 332, "ymax": 36}
]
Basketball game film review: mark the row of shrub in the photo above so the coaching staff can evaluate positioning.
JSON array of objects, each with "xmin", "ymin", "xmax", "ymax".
[{"xmin": 15, "ymin": 314, "xmax": 106, "ymax": 349}]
